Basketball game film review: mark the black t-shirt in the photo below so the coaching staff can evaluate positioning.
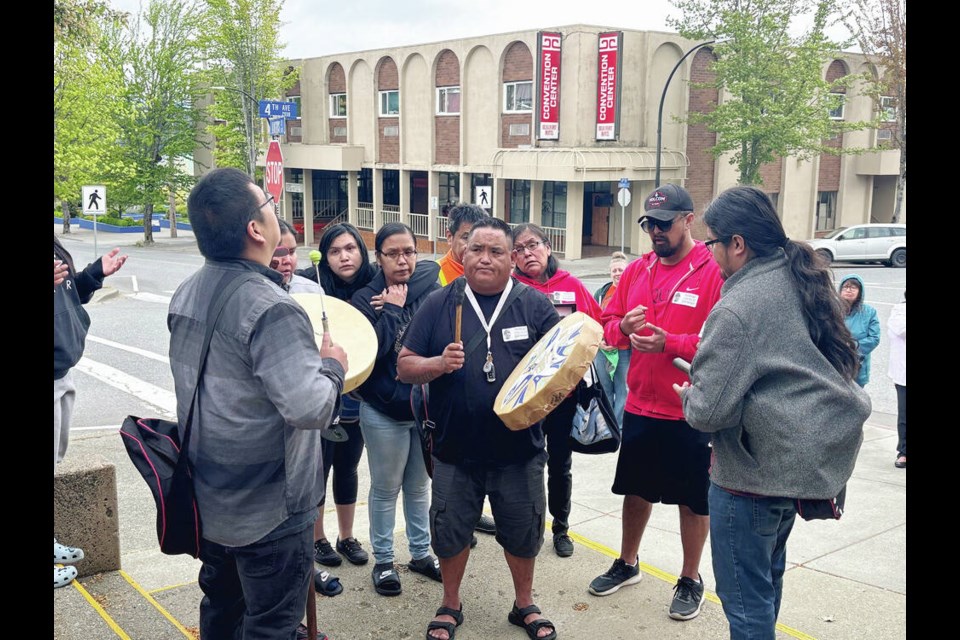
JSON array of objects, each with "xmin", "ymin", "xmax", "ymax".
[{"xmin": 403, "ymin": 280, "xmax": 560, "ymax": 466}]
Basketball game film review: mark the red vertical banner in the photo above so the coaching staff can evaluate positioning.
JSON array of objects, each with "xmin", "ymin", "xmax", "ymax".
[
  {"xmin": 596, "ymin": 31, "xmax": 622, "ymax": 141},
  {"xmin": 537, "ymin": 31, "xmax": 562, "ymax": 140}
]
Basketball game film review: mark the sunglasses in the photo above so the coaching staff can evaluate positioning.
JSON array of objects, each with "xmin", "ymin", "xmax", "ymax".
[
  {"xmin": 639, "ymin": 213, "xmax": 687, "ymax": 233},
  {"xmin": 273, "ymin": 246, "xmax": 296, "ymax": 258}
]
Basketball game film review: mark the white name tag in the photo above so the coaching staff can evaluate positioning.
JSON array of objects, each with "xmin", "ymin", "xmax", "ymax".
[
  {"xmin": 502, "ymin": 326, "xmax": 529, "ymax": 342},
  {"xmin": 550, "ymin": 291, "xmax": 576, "ymax": 305},
  {"xmin": 672, "ymin": 291, "xmax": 700, "ymax": 308}
]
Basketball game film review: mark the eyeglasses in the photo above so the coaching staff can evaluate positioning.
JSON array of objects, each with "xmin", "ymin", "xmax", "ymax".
[
  {"xmin": 639, "ymin": 214, "xmax": 687, "ymax": 233},
  {"xmin": 704, "ymin": 238, "xmax": 724, "ymax": 249},
  {"xmin": 379, "ymin": 249, "xmax": 418, "ymax": 261},
  {"xmin": 273, "ymin": 246, "xmax": 296, "ymax": 258},
  {"xmin": 252, "ymin": 193, "xmax": 275, "ymax": 218},
  {"xmin": 513, "ymin": 240, "xmax": 547, "ymax": 254},
  {"xmin": 840, "ymin": 283, "xmax": 860, "ymax": 291}
]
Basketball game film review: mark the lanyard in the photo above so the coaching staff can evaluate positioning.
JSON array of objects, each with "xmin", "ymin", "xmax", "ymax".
[{"xmin": 464, "ymin": 279, "xmax": 513, "ymax": 382}]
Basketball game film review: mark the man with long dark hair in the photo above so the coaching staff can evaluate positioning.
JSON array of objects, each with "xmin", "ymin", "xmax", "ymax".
[{"xmin": 676, "ymin": 185, "xmax": 871, "ymax": 640}]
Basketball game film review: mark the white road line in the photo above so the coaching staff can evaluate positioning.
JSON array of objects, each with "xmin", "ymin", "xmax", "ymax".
[
  {"xmin": 86, "ymin": 336, "xmax": 170, "ymax": 363},
  {"xmin": 73, "ymin": 358, "xmax": 177, "ymax": 418},
  {"xmin": 130, "ymin": 275, "xmax": 139, "ymax": 293},
  {"xmin": 131, "ymin": 291, "xmax": 173, "ymax": 304}
]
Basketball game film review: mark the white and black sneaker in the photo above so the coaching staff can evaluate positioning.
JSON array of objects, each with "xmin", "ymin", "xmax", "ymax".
[
  {"xmin": 588, "ymin": 557, "xmax": 642, "ymax": 596},
  {"xmin": 669, "ymin": 574, "xmax": 704, "ymax": 620}
]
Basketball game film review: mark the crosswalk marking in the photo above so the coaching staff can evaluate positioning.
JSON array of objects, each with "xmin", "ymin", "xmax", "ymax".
[
  {"xmin": 87, "ymin": 335, "xmax": 169, "ymax": 363},
  {"xmin": 74, "ymin": 358, "xmax": 176, "ymax": 418}
]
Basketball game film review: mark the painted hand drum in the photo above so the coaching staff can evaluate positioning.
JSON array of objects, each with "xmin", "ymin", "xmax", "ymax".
[
  {"xmin": 291, "ymin": 293, "xmax": 378, "ymax": 394},
  {"xmin": 494, "ymin": 311, "xmax": 603, "ymax": 431}
]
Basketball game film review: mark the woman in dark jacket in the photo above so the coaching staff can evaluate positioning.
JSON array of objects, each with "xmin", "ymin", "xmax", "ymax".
[
  {"xmin": 298, "ymin": 224, "xmax": 378, "ymax": 570},
  {"xmin": 350, "ymin": 222, "xmax": 442, "ymax": 596}
]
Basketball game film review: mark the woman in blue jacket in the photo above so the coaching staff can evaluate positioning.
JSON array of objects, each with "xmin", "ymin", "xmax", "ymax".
[{"xmin": 838, "ymin": 274, "xmax": 880, "ymax": 387}]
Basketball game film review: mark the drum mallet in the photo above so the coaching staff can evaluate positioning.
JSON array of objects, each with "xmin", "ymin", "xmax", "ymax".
[
  {"xmin": 454, "ymin": 282, "xmax": 465, "ymax": 343},
  {"xmin": 308, "ymin": 250, "xmax": 331, "ymax": 335}
]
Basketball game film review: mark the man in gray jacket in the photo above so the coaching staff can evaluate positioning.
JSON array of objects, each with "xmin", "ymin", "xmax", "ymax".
[
  {"xmin": 168, "ymin": 168, "xmax": 348, "ymax": 640},
  {"xmin": 675, "ymin": 186, "xmax": 870, "ymax": 640}
]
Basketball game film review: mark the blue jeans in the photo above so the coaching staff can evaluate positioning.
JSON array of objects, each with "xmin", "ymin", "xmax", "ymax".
[
  {"xmin": 709, "ymin": 483, "xmax": 797, "ymax": 640},
  {"xmin": 595, "ymin": 349, "xmax": 630, "ymax": 428},
  {"xmin": 198, "ymin": 523, "xmax": 313, "ymax": 640},
  {"xmin": 359, "ymin": 403, "xmax": 431, "ymax": 565}
]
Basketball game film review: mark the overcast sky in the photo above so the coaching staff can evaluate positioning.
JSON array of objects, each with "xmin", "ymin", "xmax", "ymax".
[{"xmin": 107, "ymin": 0, "xmax": 854, "ymax": 60}]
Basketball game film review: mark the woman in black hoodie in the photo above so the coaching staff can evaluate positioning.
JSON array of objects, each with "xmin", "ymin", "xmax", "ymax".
[
  {"xmin": 297, "ymin": 224, "xmax": 379, "ymax": 571},
  {"xmin": 350, "ymin": 222, "xmax": 442, "ymax": 596}
]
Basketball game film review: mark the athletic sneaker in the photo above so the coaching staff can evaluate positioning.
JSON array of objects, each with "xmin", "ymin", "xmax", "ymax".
[
  {"xmin": 336, "ymin": 537, "xmax": 369, "ymax": 565},
  {"xmin": 314, "ymin": 538, "xmax": 342, "ymax": 567},
  {"xmin": 553, "ymin": 532, "xmax": 574, "ymax": 557},
  {"xmin": 475, "ymin": 514, "xmax": 497, "ymax": 534},
  {"xmin": 669, "ymin": 574, "xmax": 705, "ymax": 620},
  {"xmin": 588, "ymin": 557, "xmax": 642, "ymax": 596}
]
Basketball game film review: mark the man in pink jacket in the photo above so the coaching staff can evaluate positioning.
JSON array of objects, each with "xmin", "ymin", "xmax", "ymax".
[{"xmin": 587, "ymin": 184, "xmax": 723, "ymax": 622}]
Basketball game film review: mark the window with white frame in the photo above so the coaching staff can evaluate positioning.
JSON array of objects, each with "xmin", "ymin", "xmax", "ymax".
[
  {"xmin": 880, "ymin": 96, "xmax": 897, "ymax": 122},
  {"xmin": 436, "ymin": 86, "xmax": 460, "ymax": 115},
  {"xmin": 379, "ymin": 90, "xmax": 399, "ymax": 116},
  {"xmin": 287, "ymin": 96, "xmax": 301, "ymax": 119},
  {"xmin": 329, "ymin": 93, "xmax": 347, "ymax": 118},
  {"xmin": 503, "ymin": 81, "xmax": 533, "ymax": 113},
  {"xmin": 828, "ymin": 93, "xmax": 845, "ymax": 120}
]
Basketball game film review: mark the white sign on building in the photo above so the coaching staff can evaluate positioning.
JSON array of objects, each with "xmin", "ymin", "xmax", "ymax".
[{"xmin": 475, "ymin": 186, "xmax": 492, "ymax": 209}]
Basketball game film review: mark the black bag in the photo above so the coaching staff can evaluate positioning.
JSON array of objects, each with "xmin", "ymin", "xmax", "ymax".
[
  {"xmin": 795, "ymin": 485, "xmax": 847, "ymax": 521},
  {"xmin": 569, "ymin": 363, "xmax": 621, "ymax": 454},
  {"xmin": 120, "ymin": 416, "xmax": 202, "ymax": 556},
  {"xmin": 119, "ymin": 273, "xmax": 258, "ymax": 557},
  {"xmin": 410, "ymin": 383, "xmax": 435, "ymax": 478}
]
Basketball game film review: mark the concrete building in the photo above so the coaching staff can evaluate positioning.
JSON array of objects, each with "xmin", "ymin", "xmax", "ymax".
[{"xmin": 256, "ymin": 24, "xmax": 905, "ymax": 257}]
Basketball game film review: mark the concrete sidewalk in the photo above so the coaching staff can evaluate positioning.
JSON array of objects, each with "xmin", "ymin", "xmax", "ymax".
[{"xmin": 54, "ymin": 413, "xmax": 905, "ymax": 640}]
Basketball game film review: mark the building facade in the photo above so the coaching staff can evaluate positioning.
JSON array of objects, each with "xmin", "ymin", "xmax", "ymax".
[{"xmin": 249, "ymin": 25, "xmax": 905, "ymax": 257}]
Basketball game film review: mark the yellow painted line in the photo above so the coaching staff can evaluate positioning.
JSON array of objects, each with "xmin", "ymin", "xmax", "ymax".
[
  {"xmin": 119, "ymin": 570, "xmax": 195, "ymax": 639},
  {"xmin": 150, "ymin": 579, "xmax": 199, "ymax": 595},
  {"xmin": 66, "ymin": 569, "xmax": 132, "ymax": 640},
  {"xmin": 565, "ymin": 525, "xmax": 817, "ymax": 640}
]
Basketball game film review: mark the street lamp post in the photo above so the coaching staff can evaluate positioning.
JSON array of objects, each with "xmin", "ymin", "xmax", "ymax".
[{"xmin": 655, "ymin": 40, "xmax": 715, "ymax": 188}]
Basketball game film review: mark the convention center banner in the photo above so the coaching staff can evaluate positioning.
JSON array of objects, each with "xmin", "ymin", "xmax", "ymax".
[
  {"xmin": 596, "ymin": 31, "xmax": 622, "ymax": 141},
  {"xmin": 538, "ymin": 31, "xmax": 562, "ymax": 140}
]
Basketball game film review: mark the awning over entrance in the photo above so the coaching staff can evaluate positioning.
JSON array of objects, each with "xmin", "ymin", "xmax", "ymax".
[{"xmin": 491, "ymin": 147, "xmax": 688, "ymax": 183}]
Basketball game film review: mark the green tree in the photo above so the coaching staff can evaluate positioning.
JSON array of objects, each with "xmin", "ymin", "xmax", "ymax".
[
  {"xmin": 54, "ymin": 0, "xmax": 129, "ymax": 233},
  {"xmin": 201, "ymin": 0, "xmax": 297, "ymax": 179},
  {"xmin": 842, "ymin": 0, "xmax": 905, "ymax": 222},
  {"xmin": 669, "ymin": 0, "xmax": 871, "ymax": 185},
  {"xmin": 108, "ymin": 0, "xmax": 208, "ymax": 244}
]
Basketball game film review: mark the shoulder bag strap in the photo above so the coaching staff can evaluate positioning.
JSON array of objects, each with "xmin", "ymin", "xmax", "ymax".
[{"xmin": 179, "ymin": 272, "xmax": 262, "ymax": 459}]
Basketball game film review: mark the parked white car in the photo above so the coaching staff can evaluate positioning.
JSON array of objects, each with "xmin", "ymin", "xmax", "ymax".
[{"xmin": 806, "ymin": 223, "xmax": 906, "ymax": 268}]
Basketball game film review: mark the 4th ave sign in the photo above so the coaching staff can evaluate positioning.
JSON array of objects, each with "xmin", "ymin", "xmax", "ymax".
[{"xmin": 265, "ymin": 140, "xmax": 284, "ymax": 202}]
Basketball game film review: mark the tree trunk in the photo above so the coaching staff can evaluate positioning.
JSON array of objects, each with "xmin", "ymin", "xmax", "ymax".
[
  {"xmin": 892, "ymin": 148, "xmax": 906, "ymax": 223},
  {"xmin": 168, "ymin": 188, "xmax": 178, "ymax": 239},
  {"xmin": 143, "ymin": 202, "xmax": 155, "ymax": 245},
  {"xmin": 61, "ymin": 199, "xmax": 72, "ymax": 234}
]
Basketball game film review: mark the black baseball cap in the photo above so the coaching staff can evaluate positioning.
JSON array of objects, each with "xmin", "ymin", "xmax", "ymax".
[{"xmin": 638, "ymin": 184, "xmax": 695, "ymax": 222}]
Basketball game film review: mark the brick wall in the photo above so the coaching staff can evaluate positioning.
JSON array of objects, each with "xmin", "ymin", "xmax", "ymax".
[
  {"xmin": 435, "ymin": 117, "xmax": 460, "ymax": 164},
  {"xmin": 436, "ymin": 50, "xmax": 460, "ymax": 86},
  {"xmin": 328, "ymin": 63, "xmax": 346, "ymax": 93},
  {"xmin": 329, "ymin": 121, "xmax": 347, "ymax": 143},
  {"xmin": 435, "ymin": 50, "xmax": 461, "ymax": 164},
  {"xmin": 378, "ymin": 117, "xmax": 399, "ymax": 163},
  {"xmin": 503, "ymin": 42, "xmax": 532, "ymax": 82},
  {"xmin": 686, "ymin": 49, "xmax": 719, "ymax": 221},
  {"xmin": 378, "ymin": 58, "xmax": 399, "ymax": 90},
  {"xmin": 759, "ymin": 158, "xmax": 782, "ymax": 192},
  {"xmin": 817, "ymin": 60, "xmax": 848, "ymax": 190},
  {"xmin": 818, "ymin": 135, "xmax": 842, "ymax": 190},
  {"xmin": 500, "ymin": 113, "xmax": 531, "ymax": 148}
]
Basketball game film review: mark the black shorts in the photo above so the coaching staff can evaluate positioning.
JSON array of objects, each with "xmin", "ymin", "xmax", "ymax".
[
  {"xmin": 430, "ymin": 450, "xmax": 547, "ymax": 559},
  {"xmin": 611, "ymin": 412, "xmax": 711, "ymax": 516}
]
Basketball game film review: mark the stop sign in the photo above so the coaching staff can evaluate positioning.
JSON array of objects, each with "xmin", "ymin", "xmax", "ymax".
[{"xmin": 264, "ymin": 140, "xmax": 284, "ymax": 202}]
